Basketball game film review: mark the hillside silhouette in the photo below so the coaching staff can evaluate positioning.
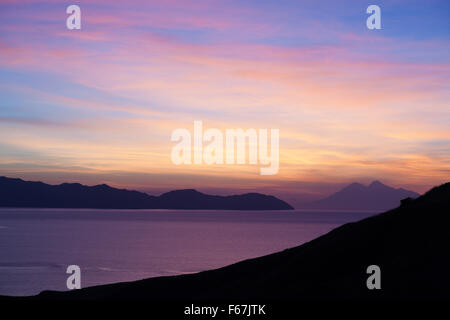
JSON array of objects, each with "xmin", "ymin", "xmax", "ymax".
[
  {"xmin": 0, "ymin": 176, "xmax": 293, "ymax": 210},
  {"xmin": 14, "ymin": 181, "xmax": 449, "ymax": 301},
  {"xmin": 301, "ymin": 180, "xmax": 419, "ymax": 210}
]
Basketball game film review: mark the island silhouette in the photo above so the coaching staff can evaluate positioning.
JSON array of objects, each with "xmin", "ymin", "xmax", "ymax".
[
  {"xmin": 0, "ymin": 176, "xmax": 293, "ymax": 210},
  {"xmin": 300, "ymin": 180, "xmax": 419, "ymax": 211}
]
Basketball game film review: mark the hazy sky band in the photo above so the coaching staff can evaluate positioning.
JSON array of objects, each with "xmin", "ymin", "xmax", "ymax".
[{"xmin": 0, "ymin": 0, "xmax": 449, "ymax": 204}]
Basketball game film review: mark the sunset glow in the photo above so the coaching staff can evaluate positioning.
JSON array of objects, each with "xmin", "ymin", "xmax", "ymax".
[{"xmin": 1, "ymin": 0, "xmax": 449, "ymax": 205}]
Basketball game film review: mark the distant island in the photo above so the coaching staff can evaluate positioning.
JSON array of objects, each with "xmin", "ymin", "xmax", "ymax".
[
  {"xmin": 6, "ymin": 181, "xmax": 447, "ymax": 301},
  {"xmin": 0, "ymin": 176, "xmax": 293, "ymax": 210},
  {"xmin": 300, "ymin": 180, "xmax": 419, "ymax": 211}
]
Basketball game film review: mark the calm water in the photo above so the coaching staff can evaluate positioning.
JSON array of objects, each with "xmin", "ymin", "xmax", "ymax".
[{"xmin": 0, "ymin": 208, "xmax": 376, "ymax": 296}]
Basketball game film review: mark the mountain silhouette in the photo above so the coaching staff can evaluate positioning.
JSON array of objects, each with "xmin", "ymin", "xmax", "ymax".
[
  {"xmin": 5, "ymin": 181, "xmax": 448, "ymax": 301},
  {"xmin": 301, "ymin": 180, "xmax": 419, "ymax": 210},
  {"xmin": 0, "ymin": 176, "xmax": 293, "ymax": 210},
  {"xmin": 158, "ymin": 189, "xmax": 292, "ymax": 210}
]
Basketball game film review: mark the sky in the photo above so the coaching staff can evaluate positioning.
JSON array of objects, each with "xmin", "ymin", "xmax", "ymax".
[{"xmin": 0, "ymin": 0, "xmax": 449, "ymax": 206}]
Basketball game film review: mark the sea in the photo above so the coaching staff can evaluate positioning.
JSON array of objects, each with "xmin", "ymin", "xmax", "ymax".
[{"xmin": 0, "ymin": 208, "xmax": 376, "ymax": 296}]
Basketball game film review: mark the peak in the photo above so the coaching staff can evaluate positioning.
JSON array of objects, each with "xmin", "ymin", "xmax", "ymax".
[
  {"xmin": 162, "ymin": 189, "xmax": 201, "ymax": 196},
  {"xmin": 61, "ymin": 182, "xmax": 84, "ymax": 187},
  {"xmin": 173, "ymin": 189, "xmax": 199, "ymax": 193},
  {"xmin": 349, "ymin": 182, "xmax": 364, "ymax": 187},
  {"xmin": 90, "ymin": 183, "xmax": 112, "ymax": 190},
  {"xmin": 0, "ymin": 176, "xmax": 21, "ymax": 181},
  {"xmin": 342, "ymin": 182, "xmax": 365, "ymax": 190},
  {"xmin": 369, "ymin": 180, "xmax": 385, "ymax": 188}
]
